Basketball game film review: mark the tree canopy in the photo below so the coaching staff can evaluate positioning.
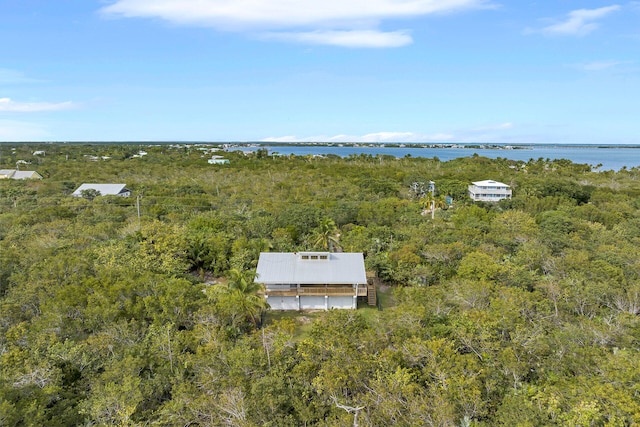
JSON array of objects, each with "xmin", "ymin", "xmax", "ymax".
[{"xmin": 1, "ymin": 142, "xmax": 640, "ymax": 426}]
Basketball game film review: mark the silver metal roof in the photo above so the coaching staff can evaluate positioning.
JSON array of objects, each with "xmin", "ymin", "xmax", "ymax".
[
  {"xmin": 471, "ymin": 180, "xmax": 509, "ymax": 187},
  {"xmin": 12, "ymin": 171, "xmax": 41, "ymax": 179},
  {"xmin": 256, "ymin": 252, "xmax": 367, "ymax": 285},
  {"xmin": 72, "ymin": 183, "xmax": 129, "ymax": 196},
  {"xmin": 0, "ymin": 170, "xmax": 41, "ymax": 179}
]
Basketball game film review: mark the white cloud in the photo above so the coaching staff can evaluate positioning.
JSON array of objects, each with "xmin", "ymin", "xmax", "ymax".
[
  {"xmin": 263, "ymin": 30, "xmax": 412, "ymax": 48},
  {"xmin": 261, "ymin": 135, "xmax": 301, "ymax": 142},
  {"xmin": 262, "ymin": 131, "xmax": 454, "ymax": 143},
  {"xmin": 101, "ymin": 0, "xmax": 491, "ymax": 47},
  {"xmin": 101, "ymin": 0, "xmax": 489, "ymax": 27},
  {"xmin": 0, "ymin": 120, "xmax": 49, "ymax": 141},
  {"xmin": 357, "ymin": 131, "xmax": 454, "ymax": 142},
  {"xmin": 261, "ymin": 122, "xmax": 527, "ymax": 144},
  {"xmin": 540, "ymin": 5, "xmax": 620, "ymax": 36},
  {"xmin": 0, "ymin": 98, "xmax": 75, "ymax": 113}
]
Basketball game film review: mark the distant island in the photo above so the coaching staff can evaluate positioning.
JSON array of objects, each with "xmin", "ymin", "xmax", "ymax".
[{"xmin": 223, "ymin": 141, "xmax": 530, "ymax": 150}]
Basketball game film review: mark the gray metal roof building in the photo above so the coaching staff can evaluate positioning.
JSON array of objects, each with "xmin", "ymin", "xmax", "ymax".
[
  {"xmin": 0, "ymin": 170, "xmax": 42, "ymax": 179},
  {"xmin": 72, "ymin": 183, "xmax": 131, "ymax": 197},
  {"xmin": 256, "ymin": 252, "xmax": 367, "ymax": 285}
]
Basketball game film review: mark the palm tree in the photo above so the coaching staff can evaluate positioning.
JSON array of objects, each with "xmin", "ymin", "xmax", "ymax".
[
  {"xmin": 421, "ymin": 193, "xmax": 447, "ymax": 219},
  {"xmin": 249, "ymin": 238, "xmax": 272, "ymax": 267},
  {"xmin": 225, "ymin": 268, "xmax": 268, "ymax": 328},
  {"xmin": 186, "ymin": 234, "xmax": 212, "ymax": 279},
  {"xmin": 433, "ymin": 194, "xmax": 447, "ymax": 211},
  {"xmin": 227, "ymin": 268, "xmax": 262, "ymax": 294},
  {"xmin": 313, "ymin": 217, "xmax": 341, "ymax": 252}
]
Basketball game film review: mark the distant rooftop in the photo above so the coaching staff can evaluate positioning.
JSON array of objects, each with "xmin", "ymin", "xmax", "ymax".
[
  {"xmin": 72, "ymin": 183, "xmax": 130, "ymax": 197},
  {"xmin": 0, "ymin": 170, "xmax": 42, "ymax": 179}
]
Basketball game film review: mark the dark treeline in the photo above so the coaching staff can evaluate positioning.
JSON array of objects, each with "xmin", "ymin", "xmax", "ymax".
[{"xmin": 1, "ymin": 143, "xmax": 639, "ymax": 426}]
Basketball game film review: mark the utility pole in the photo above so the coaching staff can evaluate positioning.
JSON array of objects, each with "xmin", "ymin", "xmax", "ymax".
[{"xmin": 429, "ymin": 180, "xmax": 436, "ymax": 220}]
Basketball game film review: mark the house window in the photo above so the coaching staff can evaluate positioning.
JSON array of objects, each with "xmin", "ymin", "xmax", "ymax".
[{"xmin": 299, "ymin": 252, "xmax": 330, "ymax": 261}]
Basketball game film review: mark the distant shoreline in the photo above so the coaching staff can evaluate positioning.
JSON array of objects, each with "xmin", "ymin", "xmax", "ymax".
[
  {"xmin": 2, "ymin": 141, "xmax": 640, "ymax": 150},
  {"xmin": 1, "ymin": 140, "xmax": 638, "ymax": 170},
  {"xmin": 225, "ymin": 142, "xmax": 640, "ymax": 150}
]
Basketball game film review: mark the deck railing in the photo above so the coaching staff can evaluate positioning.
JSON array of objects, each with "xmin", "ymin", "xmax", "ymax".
[{"xmin": 266, "ymin": 285, "xmax": 368, "ymax": 297}]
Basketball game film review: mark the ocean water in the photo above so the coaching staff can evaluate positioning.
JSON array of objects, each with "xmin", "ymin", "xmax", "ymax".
[{"xmin": 234, "ymin": 144, "xmax": 640, "ymax": 171}]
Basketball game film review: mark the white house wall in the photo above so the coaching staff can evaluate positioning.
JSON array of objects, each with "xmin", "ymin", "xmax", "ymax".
[
  {"xmin": 300, "ymin": 296, "xmax": 326, "ymax": 310},
  {"xmin": 267, "ymin": 295, "xmax": 357, "ymax": 310},
  {"xmin": 328, "ymin": 296, "xmax": 356, "ymax": 309},
  {"xmin": 266, "ymin": 296, "xmax": 298, "ymax": 311}
]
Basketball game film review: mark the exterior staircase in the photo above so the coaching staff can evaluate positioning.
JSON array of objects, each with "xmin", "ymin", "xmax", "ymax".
[{"xmin": 367, "ymin": 282, "xmax": 377, "ymax": 306}]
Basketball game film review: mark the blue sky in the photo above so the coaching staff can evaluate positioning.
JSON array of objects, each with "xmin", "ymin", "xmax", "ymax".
[{"xmin": 1, "ymin": 0, "xmax": 639, "ymax": 143}]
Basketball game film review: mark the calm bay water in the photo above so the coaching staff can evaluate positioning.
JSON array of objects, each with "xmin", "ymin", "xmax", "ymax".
[{"xmin": 235, "ymin": 144, "xmax": 640, "ymax": 171}]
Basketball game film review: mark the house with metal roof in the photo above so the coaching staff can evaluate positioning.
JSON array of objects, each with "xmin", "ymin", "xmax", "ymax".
[
  {"xmin": 468, "ymin": 180, "xmax": 512, "ymax": 202},
  {"xmin": 0, "ymin": 170, "xmax": 42, "ymax": 180},
  {"xmin": 72, "ymin": 183, "xmax": 131, "ymax": 197},
  {"xmin": 256, "ymin": 252, "xmax": 373, "ymax": 310}
]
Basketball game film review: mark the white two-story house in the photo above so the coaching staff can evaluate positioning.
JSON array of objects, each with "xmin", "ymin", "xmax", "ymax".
[{"xmin": 468, "ymin": 180, "xmax": 512, "ymax": 202}]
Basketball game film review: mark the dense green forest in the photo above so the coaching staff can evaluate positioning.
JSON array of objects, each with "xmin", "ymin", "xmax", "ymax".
[{"xmin": 1, "ymin": 143, "xmax": 639, "ymax": 426}]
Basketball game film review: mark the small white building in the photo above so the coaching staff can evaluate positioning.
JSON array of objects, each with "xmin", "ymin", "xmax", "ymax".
[
  {"xmin": 72, "ymin": 183, "xmax": 131, "ymax": 197},
  {"xmin": 256, "ymin": 252, "xmax": 370, "ymax": 311},
  {"xmin": 468, "ymin": 180, "xmax": 512, "ymax": 202},
  {"xmin": 208, "ymin": 155, "xmax": 230, "ymax": 165}
]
